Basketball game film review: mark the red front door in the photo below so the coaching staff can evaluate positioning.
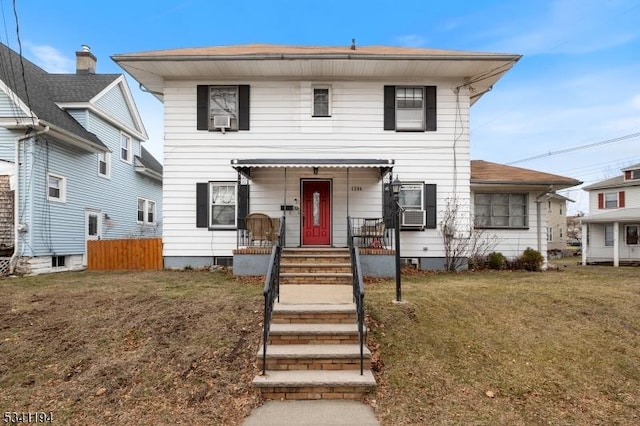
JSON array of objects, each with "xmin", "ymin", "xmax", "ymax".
[{"xmin": 302, "ymin": 180, "xmax": 331, "ymax": 245}]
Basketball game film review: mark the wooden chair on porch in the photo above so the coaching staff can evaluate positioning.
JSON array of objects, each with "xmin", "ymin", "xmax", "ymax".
[{"xmin": 245, "ymin": 213, "xmax": 274, "ymax": 246}]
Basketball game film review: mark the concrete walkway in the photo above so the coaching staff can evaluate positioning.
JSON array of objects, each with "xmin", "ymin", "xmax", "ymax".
[{"xmin": 243, "ymin": 400, "xmax": 379, "ymax": 426}]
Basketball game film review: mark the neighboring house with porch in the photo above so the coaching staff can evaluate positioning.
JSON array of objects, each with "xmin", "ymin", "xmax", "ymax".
[
  {"xmin": 0, "ymin": 43, "xmax": 162, "ymax": 275},
  {"xmin": 470, "ymin": 160, "xmax": 581, "ymax": 262},
  {"xmin": 580, "ymin": 163, "xmax": 640, "ymax": 266},
  {"xmin": 113, "ymin": 43, "xmax": 523, "ymax": 273}
]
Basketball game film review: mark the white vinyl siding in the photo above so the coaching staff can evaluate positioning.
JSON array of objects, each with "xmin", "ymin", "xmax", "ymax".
[{"xmin": 162, "ymin": 80, "xmax": 469, "ymax": 259}]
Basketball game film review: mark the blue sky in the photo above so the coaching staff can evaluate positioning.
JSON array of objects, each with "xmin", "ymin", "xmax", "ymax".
[{"xmin": 2, "ymin": 0, "xmax": 639, "ymax": 213}]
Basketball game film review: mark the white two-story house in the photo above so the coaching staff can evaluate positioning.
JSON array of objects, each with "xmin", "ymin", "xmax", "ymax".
[
  {"xmin": 113, "ymin": 43, "xmax": 523, "ymax": 272},
  {"xmin": 581, "ymin": 163, "xmax": 640, "ymax": 266}
]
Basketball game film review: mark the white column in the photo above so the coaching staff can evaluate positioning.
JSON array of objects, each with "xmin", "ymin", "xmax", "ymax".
[
  {"xmin": 613, "ymin": 221, "xmax": 620, "ymax": 267},
  {"xmin": 581, "ymin": 223, "xmax": 587, "ymax": 266}
]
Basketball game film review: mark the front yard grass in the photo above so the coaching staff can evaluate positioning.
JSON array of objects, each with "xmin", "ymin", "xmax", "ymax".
[
  {"xmin": 1, "ymin": 261, "xmax": 639, "ymax": 425},
  {"xmin": 0, "ymin": 270, "xmax": 263, "ymax": 425},
  {"xmin": 366, "ymin": 260, "xmax": 640, "ymax": 425}
]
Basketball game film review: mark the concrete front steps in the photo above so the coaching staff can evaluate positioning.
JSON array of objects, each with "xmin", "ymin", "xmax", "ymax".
[
  {"xmin": 253, "ymin": 248, "xmax": 376, "ymax": 401},
  {"xmin": 280, "ymin": 248, "xmax": 352, "ymax": 285}
]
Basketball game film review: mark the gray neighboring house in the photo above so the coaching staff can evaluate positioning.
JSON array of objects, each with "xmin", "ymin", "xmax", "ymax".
[{"xmin": 0, "ymin": 43, "xmax": 162, "ymax": 275}]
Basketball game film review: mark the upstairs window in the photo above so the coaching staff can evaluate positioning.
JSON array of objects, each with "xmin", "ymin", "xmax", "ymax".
[
  {"xmin": 98, "ymin": 151, "xmax": 110, "ymax": 178},
  {"xmin": 396, "ymin": 87, "xmax": 424, "ymax": 130},
  {"xmin": 624, "ymin": 169, "xmax": 640, "ymax": 180},
  {"xmin": 599, "ymin": 191, "xmax": 625, "ymax": 209},
  {"xmin": 384, "ymin": 85, "xmax": 436, "ymax": 132},
  {"xmin": 209, "ymin": 86, "xmax": 239, "ymax": 130},
  {"xmin": 312, "ymin": 87, "xmax": 330, "ymax": 117},
  {"xmin": 48, "ymin": 174, "xmax": 66, "ymax": 203},
  {"xmin": 121, "ymin": 133, "xmax": 131, "ymax": 162},
  {"xmin": 197, "ymin": 85, "xmax": 250, "ymax": 131}
]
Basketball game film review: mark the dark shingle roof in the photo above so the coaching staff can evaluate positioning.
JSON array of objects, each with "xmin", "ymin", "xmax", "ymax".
[
  {"xmin": 0, "ymin": 43, "xmax": 112, "ymax": 148},
  {"xmin": 45, "ymin": 74, "xmax": 120, "ymax": 102},
  {"xmin": 136, "ymin": 146, "xmax": 163, "ymax": 175}
]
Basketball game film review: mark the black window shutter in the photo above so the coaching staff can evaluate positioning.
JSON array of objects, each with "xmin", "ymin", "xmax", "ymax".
[
  {"xmin": 197, "ymin": 85, "xmax": 209, "ymax": 130},
  {"xmin": 382, "ymin": 182, "xmax": 394, "ymax": 228},
  {"xmin": 196, "ymin": 182, "xmax": 209, "ymax": 228},
  {"xmin": 238, "ymin": 85, "xmax": 250, "ymax": 130},
  {"xmin": 237, "ymin": 184, "xmax": 250, "ymax": 228},
  {"xmin": 425, "ymin": 184, "xmax": 437, "ymax": 229},
  {"xmin": 425, "ymin": 86, "xmax": 437, "ymax": 131},
  {"xmin": 383, "ymin": 86, "xmax": 396, "ymax": 130}
]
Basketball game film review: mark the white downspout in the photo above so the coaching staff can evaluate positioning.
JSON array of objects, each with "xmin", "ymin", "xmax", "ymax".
[{"xmin": 9, "ymin": 126, "xmax": 50, "ymax": 274}]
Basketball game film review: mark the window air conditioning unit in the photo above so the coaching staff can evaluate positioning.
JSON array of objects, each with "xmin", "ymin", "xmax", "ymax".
[
  {"xmin": 401, "ymin": 209, "xmax": 426, "ymax": 227},
  {"xmin": 213, "ymin": 115, "xmax": 231, "ymax": 132}
]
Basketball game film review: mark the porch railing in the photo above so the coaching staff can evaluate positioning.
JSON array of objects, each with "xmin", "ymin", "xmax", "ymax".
[
  {"xmin": 347, "ymin": 216, "xmax": 366, "ymax": 375},
  {"xmin": 348, "ymin": 217, "xmax": 394, "ymax": 250},
  {"xmin": 261, "ymin": 216, "xmax": 286, "ymax": 375}
]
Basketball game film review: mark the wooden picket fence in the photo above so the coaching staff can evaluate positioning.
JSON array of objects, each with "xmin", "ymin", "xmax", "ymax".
[{"xmin": 87, "ymin": 238, "xmax": 162, "ymax": 271}]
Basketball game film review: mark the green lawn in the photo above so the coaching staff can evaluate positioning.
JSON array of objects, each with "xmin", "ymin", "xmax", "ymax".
[
  {"xmin": 366, "ymin": 261, "xmax": 640, "ymax": 425},
  {"xmin": 1, "ymin": 262, "xmax": 639, "ymax": 425}
]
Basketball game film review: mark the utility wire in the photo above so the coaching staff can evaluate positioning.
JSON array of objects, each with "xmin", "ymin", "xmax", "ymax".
[
  {"xmin": 506, "ymin": 132, "xmax": 640, "ymax": 165},
  {"xmin": 12, "ymin": 0, "xmax": 35, "ymax": 127}
]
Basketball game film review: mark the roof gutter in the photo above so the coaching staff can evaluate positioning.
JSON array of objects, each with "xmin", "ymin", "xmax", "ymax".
[
  {"xmin": 39, "ymin": 120, "xmax": 108, "ymax": 153},
  {"xmin": 113, "ymin": 53, "xmax": 522, "ymax": 63}
]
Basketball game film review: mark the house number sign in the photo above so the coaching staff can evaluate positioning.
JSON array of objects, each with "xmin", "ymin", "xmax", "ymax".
[{"xmin": 351, "ymin": 186, "xmax": 362, "ymax": 191}]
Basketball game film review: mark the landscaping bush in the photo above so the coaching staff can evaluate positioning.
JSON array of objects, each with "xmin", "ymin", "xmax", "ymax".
[
  {"xmin": 468, "ymin": 255, "xmax": 488, "ymax": 271},
  {"xmin": 487, "ymin": 252, "xmax": 506, "ymax": 270},
  {"xmin": 520, "ymin": 247, "xmax": 544, "ymax": 271}
]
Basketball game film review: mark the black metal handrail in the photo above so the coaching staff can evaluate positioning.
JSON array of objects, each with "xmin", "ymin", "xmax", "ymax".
[
  {"xmin": 347, "ymin": 216, "xmax": 366, "ymax": 375},
  {"xmin": 262, "ymin": 216, "xmax": 286, "ymax": 375}
]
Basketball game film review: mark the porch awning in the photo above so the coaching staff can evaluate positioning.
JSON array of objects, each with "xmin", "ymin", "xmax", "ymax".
[
  {"xmin": 581, "ymin": 208, "xmax": 640, "ymax": 223},
  {"xmin": 231, "ymin": 158, "xmax": 394, "ymax": 179}
]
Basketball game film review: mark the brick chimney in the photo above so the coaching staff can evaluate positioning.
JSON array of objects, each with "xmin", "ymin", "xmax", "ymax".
[{"xmin": 76, "ymin": 44, "xmax": 96, "ymax": 74}]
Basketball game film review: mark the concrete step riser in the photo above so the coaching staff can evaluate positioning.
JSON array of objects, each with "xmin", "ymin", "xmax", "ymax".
[
  {"xmin": 259, "ymin": 385, "xmax": 372, "ymax": 401},
  {"xmin": 280, "ymin": 277, "xmax": 352, "ymax": 285},
  {"xmin": 269, "ymin": 334, "xmax": 359, "ymax": 345},
  {"xmin": 281, "ymin": 257, "xmax": 351, "ymax": 264},
  {"xmin": 281, "ymin": 266, "xmax": 352, "ymax": 274},
  {"xmin": 259, "ymin": 358, "xmax": 372, "ymax": 371},
  {"xmin": 272, "ymin": 313, "xmax": 356, "ymax": 324}
]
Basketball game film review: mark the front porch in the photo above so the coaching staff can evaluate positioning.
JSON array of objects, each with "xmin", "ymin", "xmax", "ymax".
[
  {"xmin": 234, "ymin": 217, "xmax": 396, "ymax": 277},
  {"xmin": 580, "ymin": 210, "xmax": 640, "ymax": 267}
]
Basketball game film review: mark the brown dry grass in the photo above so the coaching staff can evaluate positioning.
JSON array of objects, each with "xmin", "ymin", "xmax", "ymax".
[
  {"xmin": 366, "ymin": 260, "xmax": 640, "ymax": 425},
  {"xmin": 0, "ymin": 270, "xmax": 263, "ymax": 425},
  {"xmin": 2, "ymin": 262, "xmax": 639, "ymax": 425}
]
